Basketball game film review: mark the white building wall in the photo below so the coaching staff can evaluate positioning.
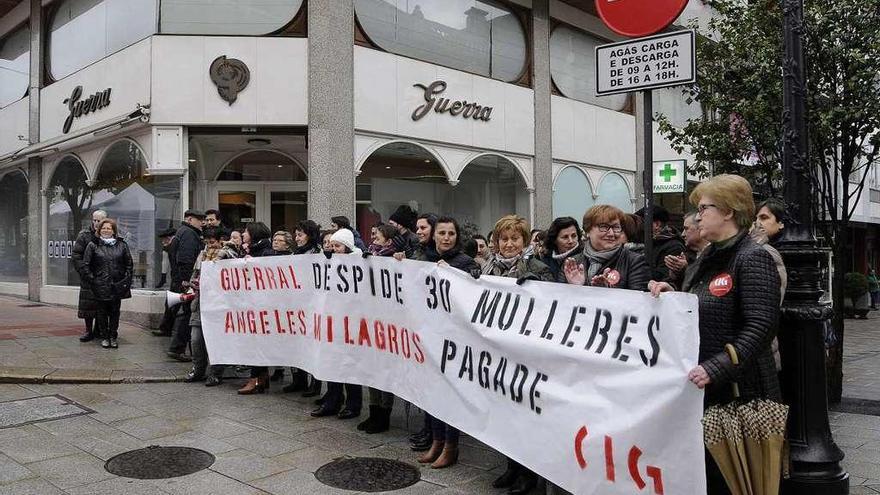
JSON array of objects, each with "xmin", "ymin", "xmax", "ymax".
[{"xmin": 0, "ymin": 97, "xmax": 28, "ymax": 157}]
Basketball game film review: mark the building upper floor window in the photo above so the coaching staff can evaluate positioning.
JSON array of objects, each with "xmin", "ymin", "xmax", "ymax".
[
  {"xmin": 355, "ymin": 0, "xmax": 527, "ymax": 83},
  {"xmin": 160, "ymin": 0, "xmax": 305, "ymax": 35},
  {"xmin": 653, "ymin": 86, "xmax": 702, "ymax": 128},
  {"xmin": 549, "ymin": 25, "xmax": 627, "ymax": 112},
  {"xmin": 0, "ymin": 24, "xmax": 29, "ymax": 108},
  {"xmin": 49, "ymin": 0, "xmax": 157, "ymax": 80}
]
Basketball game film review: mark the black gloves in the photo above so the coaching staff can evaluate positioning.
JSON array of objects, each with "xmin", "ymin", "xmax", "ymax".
[
  {"xmin": 470, "ymin": 268, "xmax": 481, "ymax": 280},
  {"xmin": 362, "ymin": 251, "xmax": 371, "ymax": 259},
  {"xmin": 516, "ymin": 273, "xmax": 538, "ymax": 285}
]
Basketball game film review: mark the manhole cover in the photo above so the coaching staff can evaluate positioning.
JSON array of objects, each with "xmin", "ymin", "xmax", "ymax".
[
  {"xmin": 105, "ymin": 446, "xmax": 215, "ymax": 479},
  {"xmin": 315, "ymin": 457, "xmax": 420, "ymax": 492}
]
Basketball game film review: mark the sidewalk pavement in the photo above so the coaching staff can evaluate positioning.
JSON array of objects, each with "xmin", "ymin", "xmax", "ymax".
[
  {"xmin": 0, "ymin": 295, "xmax": 191, "ymax": 383},
  {"xmin": 0, "ymin": 296, "xmax": 877, "ymax": 493}
]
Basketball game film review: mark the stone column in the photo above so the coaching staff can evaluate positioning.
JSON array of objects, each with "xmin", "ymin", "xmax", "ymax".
[
  {"xmin": 26, "ymin": 0, "xmax": 43, "ymax": 301},
  {"xmin": 307, "ymin": 0, "xmax": 356, "ymax": 225},
  {"xmin": 531, "ymin": 0, "xmax": 553, "ymax": 229}
]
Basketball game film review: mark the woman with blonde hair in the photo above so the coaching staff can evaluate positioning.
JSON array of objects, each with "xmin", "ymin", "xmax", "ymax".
[{"xmin": 650, "ymin": 174, "xmax": 782, "ymax": 494}]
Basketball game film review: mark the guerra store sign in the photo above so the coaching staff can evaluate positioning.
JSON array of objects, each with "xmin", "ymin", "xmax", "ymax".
[
  {"xmin": 200, "ymin": 254, "xmax": 707, "ymax": 494},
  {"xmin": 411, "ymin": 80, "xmax": 493, "ymax": 123},
  {"xmin": 595, "ymin": 30, "xmax": 696, "ymax": 96},
  {"xmin": 62, "ymin": 85, "xmax": 112, "ymax": 134}
]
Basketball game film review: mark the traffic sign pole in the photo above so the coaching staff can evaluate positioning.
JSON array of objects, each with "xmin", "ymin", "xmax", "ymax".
[{"xmin": 636, "ymin": 90, "xmax": 654, "ymax": 261}]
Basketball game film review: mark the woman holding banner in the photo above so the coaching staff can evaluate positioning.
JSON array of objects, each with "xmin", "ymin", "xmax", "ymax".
[
  {"xmin": 482, "ymin": 214, "xmax": 554, "ymax": 495},
  {"xmin": 237, "ymin": 222, "xmax": 276, "ymax": 395},
  {"xmin": 412, "ymin": 215, "xmax": 480, "ymax": 469},
  {"xmin": 562, "ymin": 205, "xmax": 650, "ymax": 291},
  {"xmin": 537, "ymin": 216, "xmax": 583, "ymax": 282},
  {"xmin": 649, "ymin": 174, "xmax": 782, "ymax": 494},
  {"xmin": 311, "ymin": 228, "xmax": 364, "ymax": 419}
]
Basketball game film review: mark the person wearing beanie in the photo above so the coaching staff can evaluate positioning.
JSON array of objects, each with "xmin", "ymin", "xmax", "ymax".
[
  {"xmin": 330, "ymin": 215, "xmax": 367, "ymax": 250},
  {"xmin": 388, "ymin": 205, "xmax": 420, "ymax": 257},
  {"xmin": 312, "ymin": 228, "xmax": 363, "ymax": 419}
]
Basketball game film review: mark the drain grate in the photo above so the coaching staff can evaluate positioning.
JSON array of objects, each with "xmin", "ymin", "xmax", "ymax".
[
  {"xmin": 315, "ymin": 457, "xmax": 420, "ymax": 492},
  {"xmin": 0, "ymin": 395, "xmax": 93, "ymax": 429},
  {"xmin": 105, "ymin": 446, "xmax": 215, "ymax": 479}
]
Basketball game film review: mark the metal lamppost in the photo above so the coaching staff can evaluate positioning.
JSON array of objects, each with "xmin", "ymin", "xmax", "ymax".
[{"xmin": 777, "ymin": 0, "xmax": 849, "ymax": 493}]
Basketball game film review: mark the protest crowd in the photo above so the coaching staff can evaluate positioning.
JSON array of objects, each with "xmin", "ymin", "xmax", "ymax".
[{"xmin": 70, "ymin": 174, "xmax": 789, "ymax": 495}]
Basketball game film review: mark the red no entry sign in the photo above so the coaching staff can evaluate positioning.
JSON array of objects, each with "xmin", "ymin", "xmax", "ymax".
[{"xmin": 595, "ymin": 0, "xmax": 689, "ymax": 38}]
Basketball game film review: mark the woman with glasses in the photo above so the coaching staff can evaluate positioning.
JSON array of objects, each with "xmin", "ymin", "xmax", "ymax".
[
  {"xmin": 649, "ymin": 175, "xmax": 782, "ymax": 495},
  {"xmin": 562, "ymin": 205, "xmax": 650, "ymax": 291}
]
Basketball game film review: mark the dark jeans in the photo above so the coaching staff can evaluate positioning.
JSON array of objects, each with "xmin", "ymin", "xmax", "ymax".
[
  {"xmin": 168, "ymin": 302, "xmax": 192, "ymax": 354},
  {"xmin": 432, "ymin": 418, "xmax": 459, "ymax": 444},
  {"xmin": 324, "ymin": 382, "xmax": 362, "ymax": 413},
  {"xmin": 158, "ymin": 305, "xmax": 178, "ymax": 335},
  {"xmin": 95, "ymin": 299, "xmax": 121, "ymax": 339}
]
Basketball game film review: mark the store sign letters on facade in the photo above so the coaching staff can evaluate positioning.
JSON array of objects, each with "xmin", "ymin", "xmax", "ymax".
[
  {"xmin": 411, "ymin": 80, "xmax": 493, "ymax": 122},
  {"xmin": 62, "ymin": 86, "xmax": 112, "ymax": 134}
]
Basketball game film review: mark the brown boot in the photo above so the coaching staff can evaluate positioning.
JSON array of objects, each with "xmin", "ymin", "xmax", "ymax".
[
  {"xmin": 431, "ymin": 442, "xmax": 459, "ymax": 469},
  {"xmin": 417, "ymin": 440, "xmax": 444, "ymax": 464},
  {"xmin": 237, "ymin": 377, "xmax": 266, "ymax": 395}
]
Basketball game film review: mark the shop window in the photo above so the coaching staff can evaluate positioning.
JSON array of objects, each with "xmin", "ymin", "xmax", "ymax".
[
  {"xmin": 91, "ymin": 140, "xmax": 181, "ymax": 289},
  {"xmin": 216, "ymin": 150, "xmax": 307, "ymax": 181},
  {"xmin": 0, "ymin": 25, "xmax": 29, "ymax": 108},
  {"xmin": 553, "ymin": 166, "xmax": 594, "ymax": 222},
  {"xmin": 49, "ymin": 0, "xmax": 156, "ymax": 80},
  {"xmin": 355, "ymin": 0, "xmax": 527, "ymax": 82},
  {"xmin": 0, "ymin": 170, "xmax": 28, "ymax": 283},
  {"xmin": 654, "ymin": 86, "xmax": 702, "ymax": 128},
  {"xmin": 595, "ymin": 172, "xmax": 632, "ymax": 212},
  {"xmin": 160, "ymin": 0, "xmax": 304, "ymax": 35},
  {"xmin": 356, "ymin": 142, "xmax": 528, "ymax": 240},
  {"xmin": 549, "ymin": 26, "xmax": 627, "ymax": 111},
  {"xmin": 46, "ymin": 157, "xmax": 92, "ymax": 286}
]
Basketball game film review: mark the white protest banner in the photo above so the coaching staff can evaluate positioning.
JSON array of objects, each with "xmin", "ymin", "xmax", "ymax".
[{"xmin": 200, "ymin": 254, "xmax": 706, "ymax": 494}]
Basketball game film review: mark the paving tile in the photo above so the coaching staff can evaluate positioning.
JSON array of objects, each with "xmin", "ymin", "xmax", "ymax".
[
  {"xmin": 149, "ymin": 469, "xmax": 268, "ymax": 495},
  {"xmin": 111, "ymin": 415, "xmax": 192, "ymax": 441},
  {"xmin": 190, "ymin": 415, "xmax": 257, "ymax": 439},
  {"xmin": 272, "ymin": 445, "xmax": 347, "ymax": 473},
  {"xmin": 0, "ymin": 428, "xmax": 80, "ymax": 464},
  {"xmin": 295, "ymin": 427, "xmax": 383, "ymax": 453},
  {"xmin": 209, "ymin": 449, "xmax": 298, "ymax": 482},
  {"xmin": 0, "ymin": 452, "xmax": 35, "ymax": 484},
  {"xmin": 251, "ymin": 468, "xmax": 353, "ymax": 495},
  {"xmin": 65, "ymin": 476, "xmax": 174, "ymax": 495},
  {"xmin": 152, "ymin": 431, "xmax": 237, "ymax": 455},
  {"xmin": 0, "ymin": 478, "xmax": 66, "ymax": 494},
  {"xmin": 25, "ymin": 452, "xmax": 116, "ymax": 490},
  {"xmin": 224, "ymin": 429, "xmax": 309, "ymax": 457},
  {"xmin": 44, "ymin": 368, "xmax": 112, "ymax": 383},
  {"xmin": 0, "ymin": 384, "xmax": 40, "ymax": 401}
]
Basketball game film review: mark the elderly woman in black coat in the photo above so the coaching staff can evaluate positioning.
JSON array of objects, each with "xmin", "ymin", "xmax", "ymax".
[
  {"xmin": 83, "ymin": 219, "xmax": 133, "ymax": 349},
  {"xmin": 71, "ymin": 209, "xmax": 107, "ymax": 342},
  {"xmin": 650, "ymin": 174, "xmax": 782, "ymax": 495}
]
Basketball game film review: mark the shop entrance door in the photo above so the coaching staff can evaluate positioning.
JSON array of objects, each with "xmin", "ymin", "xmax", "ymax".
[{"xmin": 214, "ymin": 182, "xmax": 308, "ymax": 232}]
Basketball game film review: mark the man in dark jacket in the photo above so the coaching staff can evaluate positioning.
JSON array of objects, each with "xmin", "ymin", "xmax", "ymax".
[
  {"xmin": 636, "ymin": 205, "xmax": 687, "ymax": 282},
  {"xmin": 388, "ymin": 205, "xmax": 421, "ymax": 258},
  {"xmin": 166, "ymin": 210, "xmax": 205, "ymax": 361},
  {"xmin": 71, "ymin": 210, "xmax": 107, "ymax": 342}
]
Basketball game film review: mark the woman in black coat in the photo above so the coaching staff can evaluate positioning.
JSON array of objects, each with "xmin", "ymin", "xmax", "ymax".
[
  {"xmin": 71, "ymin": 210, "xmax": 106, "ymax": 342},
  {"xmin": 238, "ymin": 222, "xmax": 276, "ymax": 394},
  {"xmin": 537, "ymin": 216, "xmax": 582, "ymax": 282},
  {"xmin": 562, "ymin": 204, "xmax": 650, "ymax": 292},
  {"xmin": 414, "ymin": 216, "xmax": 479, "ymax": 470},
  {"xmin": 83, "ymin": 219, "xmax": 133, "ymax": 349},
  {"xmin": 650, "ymin": 175, "xmax": 782, "ymax": 495}
]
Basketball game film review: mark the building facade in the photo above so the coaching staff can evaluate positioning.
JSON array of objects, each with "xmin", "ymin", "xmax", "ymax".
[{"xmin": 0, "ymin": 0, "xmax": 705, "ymax": 323}]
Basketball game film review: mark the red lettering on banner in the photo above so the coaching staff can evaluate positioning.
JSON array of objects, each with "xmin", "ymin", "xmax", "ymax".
[
  {"xmin": 413, "ymin": 333, "xmax": 425, "ymax": 363},
  {"xmin": 344, "ymin": 316, "xmax": 355, "ymax": 345},
  {"xmin": 326, "ymin": 315, "xmax": 334, "ymax": 342},
  {"xmin": 358, "ymin": 319, "xmax": 372, "ymax": 347},
  {"xmin": 297, "ymin": 310, "xmax": 307, "ymax": 334},
  {"xmin": 225, "ymin": 312, "xmax": 234, "ymax": 333},
  {"xmin": 265, "ymin": 268, "xmax": 277, "ymax": 289},
  {"xmin": 243, "ymin": 268, "xmax": 252, "ymax": 290},
  {"xmin": 374, "ymin": 321, "xmax": 387, "ymax": 350},
  {"xmin": 400, "ymin": 327, "xmax": 411, "ymax": 358},
  {"xmin": 605, "ymin": 435, "xmax": 616, "ymax": 481},
  {"xmin": 629, "ymin": 446, "xmax": 645, "ymax": 489},
  {"xmin": 288, "ymin": 266, "xmax": 302, "ymax": 289},
  {"xmin": 254, "ymin": 269, "xmax": 265, "ymax": 290},
  {"xmin": 574, "ymin": 426, "xmax": 588, "ymax": 469},
  {"xmin": 221, "ymin": 268, "xmax": 230, "ymax": 291},
  {"xmin": 387, "ymin": 324, "xmax": 399, "ymax": 354},
  {"xmin": 277, "ymin": 268, "xmax": 290, "ymax": 289},
  {"xmin": 237, "ymin": 311, "xmax": 247, "ymax": 333},
  {"xmin": 259, "ymin": 310, "xmax": 270, "ymax": 334},
  {"xmin": 313, "ymin": 313, "xmax": 322, "ymax": 341},
  {"xmin": 275, "ymin": 310, "xmax": 286, "ymax": 333},
  {"xmin": 247, "ymin": 310, "xmax": 257, "ymax": 333}
]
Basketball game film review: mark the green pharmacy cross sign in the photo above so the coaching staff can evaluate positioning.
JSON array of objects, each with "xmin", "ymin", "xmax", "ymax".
[{"xmin": 652, "ymin": 160, "xmax": 685, "ymax": 193}]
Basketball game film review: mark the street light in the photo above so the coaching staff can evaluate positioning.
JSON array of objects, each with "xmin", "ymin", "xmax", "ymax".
[{"xmin": 777, "ymin": 0, "xmax": 849, "ymax": 493}]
